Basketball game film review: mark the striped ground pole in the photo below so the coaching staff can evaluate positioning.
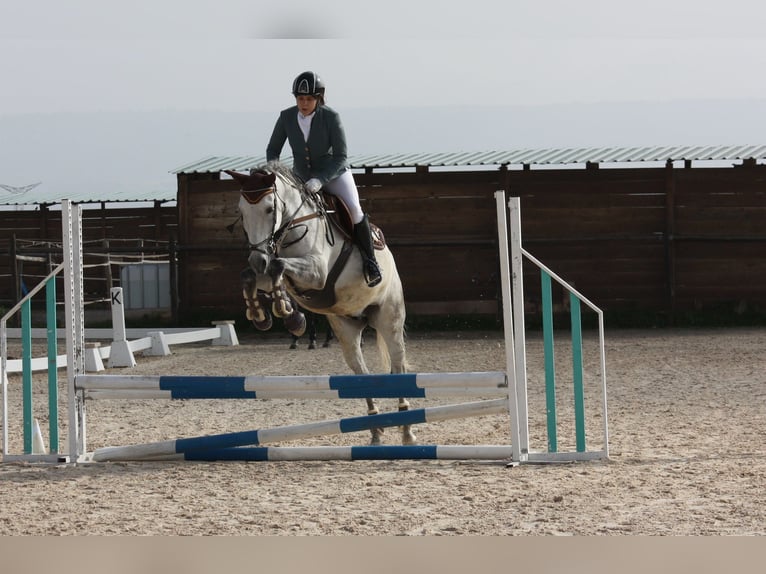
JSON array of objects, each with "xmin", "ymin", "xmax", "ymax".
[
  {"xmin": 76, "ymin": 371, "xmax": 508, "ymax": 400},
  {"xmin": 91, "ymin": 398, "xmax": 509, "ymax": 462},
  {"xmin": 146, "ymin": 445, "xmax": 515, "ymax": 462}
]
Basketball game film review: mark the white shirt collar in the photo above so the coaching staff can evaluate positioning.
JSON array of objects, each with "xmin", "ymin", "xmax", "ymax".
[{"xmin": 297, "ymin": 110, "xmax": 314, "ymax": 142}]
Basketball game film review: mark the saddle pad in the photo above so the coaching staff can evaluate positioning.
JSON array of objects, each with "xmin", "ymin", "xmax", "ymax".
[{"xmin": 371, "ymin": 223, "xmax": 386, "ymax": 250}]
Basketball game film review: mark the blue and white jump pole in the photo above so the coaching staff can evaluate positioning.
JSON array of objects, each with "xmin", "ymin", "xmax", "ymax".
[{"xmin": 90, "ymin": 398, "xmax": 510, "ymax": 461}]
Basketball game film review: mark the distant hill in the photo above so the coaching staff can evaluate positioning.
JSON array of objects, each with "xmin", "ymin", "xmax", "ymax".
[{"xmin": 2, "ymin": 99, "xmax": 765, "ymax": 200}]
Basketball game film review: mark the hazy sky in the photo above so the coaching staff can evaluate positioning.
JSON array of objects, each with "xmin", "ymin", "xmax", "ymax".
[
  {"xmin": 3, "ymin": 0, "xmax": 766, "ymax": 115},
  {"xmin": 2, "ymin": 1, "xmax": 766, "ymax": 198}
]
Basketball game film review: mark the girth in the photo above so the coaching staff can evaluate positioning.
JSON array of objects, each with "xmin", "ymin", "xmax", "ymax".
[{"xmin": 288, "ymin": 240, "xmax": 355, "ymax": 309}]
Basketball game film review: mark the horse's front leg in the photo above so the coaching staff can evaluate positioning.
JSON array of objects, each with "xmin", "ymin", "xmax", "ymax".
[
  {"xmin": 265, "ymin": 256, "xmax": 324, "ymax": 337},
  {"xmin": 266, "ymin": 255, "xmax": 326, "ymax": 317},
  {"xmin": 240, "ymin": 268, "xmax": 273, "ymax": 331}
]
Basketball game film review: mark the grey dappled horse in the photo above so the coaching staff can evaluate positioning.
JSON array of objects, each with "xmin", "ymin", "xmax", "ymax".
[{"xmin": 228, "ymin": 165, "xmax": 414, "ymax": 445}]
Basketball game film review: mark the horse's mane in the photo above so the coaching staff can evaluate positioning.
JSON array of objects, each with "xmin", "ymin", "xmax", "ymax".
[
  {"xmin": 260, "ymin": 161, "xmax": 304, "ymax": 191},
  {"xmin": 260, "ymin": 161, "xmax": 322, "ymax": 208}
]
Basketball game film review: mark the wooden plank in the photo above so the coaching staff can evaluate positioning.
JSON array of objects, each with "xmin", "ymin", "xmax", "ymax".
[{"xmin": 675, "ymin": 206, "xmax": 766, "ymax": 236}]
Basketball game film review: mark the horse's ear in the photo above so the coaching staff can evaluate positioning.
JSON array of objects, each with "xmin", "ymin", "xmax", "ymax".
[{"xmin": 224, "ymin": 170, "xmax": 249, "ymax": 186}]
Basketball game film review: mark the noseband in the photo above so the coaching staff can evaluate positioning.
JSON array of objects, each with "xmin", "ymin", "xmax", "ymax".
[{"xmin": 241, "ymin": 179, "xmax": 324, "ymax": 256}]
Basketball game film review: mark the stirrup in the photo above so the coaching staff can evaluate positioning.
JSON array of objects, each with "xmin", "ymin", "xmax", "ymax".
[{"xmin": 364, "ymin": 259, "xmax": 382, "ymax": 287}]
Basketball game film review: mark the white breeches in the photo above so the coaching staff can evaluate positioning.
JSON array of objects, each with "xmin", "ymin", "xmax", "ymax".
[{"xmin": 324, "ymin": 169, "xmax": 364, "ymax": 224}]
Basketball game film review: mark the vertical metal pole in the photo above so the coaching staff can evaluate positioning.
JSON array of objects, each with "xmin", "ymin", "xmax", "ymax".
[
  {"xmin": 508, "ymin": 197, "xmax": 529, "ymax": 459},
  {"xmin": 570, "ymin": 293, "xmax": 586, "ymax": 452},
  {"xmin": 494, "ymin": 191, "xmax": 521, "ymax": 463},
  {"xmin": 169, "ymin": 236, "xmax": 179, "ymax": 325},
  {"xmin": 541, "ymin": 270, "xmax": 557, "ymax": 453},
  {"xmin": 1, "ymin": 318, "xmax": 8, "ymax": 456},
  {"xmin": 46, "ymin": 276, "xmax": 59, "ymax": 453},
  {"xmin": 10, "ymin": 235, "xmax": 20, "ymax": 328},
  {"xmin": 21, "ymin": 299, "xmax": 32, "ymax": 454},
  {"xmin": 63, "ymin": 199, "xmax": 85, "ymax": 461},
  {"xmin": 598, "ymin": 311, "xmax": 610, "ymax": 457}
]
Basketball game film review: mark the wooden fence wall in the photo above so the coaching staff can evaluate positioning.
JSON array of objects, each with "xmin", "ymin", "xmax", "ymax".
[
  {"xmin": 3, "ymin": 163, "xmax": 765, "ymax": 325},
  {"xmin": 0, "ymin": 204, "xmax": 177, "ymax": 310},
  {"xmin": 175, "ymin": 163, "xmax": 766, "ymax": 324}
]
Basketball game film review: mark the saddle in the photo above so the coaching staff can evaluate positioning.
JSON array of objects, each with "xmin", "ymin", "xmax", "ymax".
[
  {"xmin": 289, "ymin": 191, "xmax": 386, "ymax": 308},
  {"xmin": 318, "ymin": 192, "xmax": 386, "ymax": 250}
]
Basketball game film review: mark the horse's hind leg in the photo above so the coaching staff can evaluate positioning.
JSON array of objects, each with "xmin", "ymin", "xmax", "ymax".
[
  {"xmin": 368, "ymin": 301, "xmax": 416, "ymax": 445},
  {"xmin": 322, "ymin": 320, "xmax": 334, "ymax": 348},
  {"xmin": 306, "ymin": 310, "xmax": 318, "ymax": 350},
  {"xmin": 327, "ymin": 315, "xmax": 384, "ymax": 445}
]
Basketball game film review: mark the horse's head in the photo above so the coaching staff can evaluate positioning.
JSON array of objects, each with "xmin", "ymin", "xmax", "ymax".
[{"xmin": 226, "ymin": 169, "xmax": 281, "ymax": 275}]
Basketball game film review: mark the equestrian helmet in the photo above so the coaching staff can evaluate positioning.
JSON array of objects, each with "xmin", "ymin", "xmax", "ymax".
[{"xmin": 292, "ymin": 71, "xmax": 325, "ymax": 97}]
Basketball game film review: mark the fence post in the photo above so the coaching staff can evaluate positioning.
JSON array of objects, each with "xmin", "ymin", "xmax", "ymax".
[
  {"xmin": 21, "ymin": 299, "xmax": 32, "ymax": 453},
  {"xmin": 46, "ymin": 276, "xmax": 59, "ymax": 453},
  {"xmin": 540, "ymin": 270, "xmax": 557, "ymax": 452}
]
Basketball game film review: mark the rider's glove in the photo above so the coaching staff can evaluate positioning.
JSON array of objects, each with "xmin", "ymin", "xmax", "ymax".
[{"xmin": 305, "ymin": 178, "xmax": 322, "ymax": 193}]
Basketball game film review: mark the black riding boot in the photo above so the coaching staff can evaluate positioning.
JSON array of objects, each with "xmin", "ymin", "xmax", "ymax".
[{"xmin": 353, "ymin": 214, "xmax": 383, "ymax": 287}]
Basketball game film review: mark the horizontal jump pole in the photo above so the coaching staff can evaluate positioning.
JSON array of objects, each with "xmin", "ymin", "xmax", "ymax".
[
  {"xmin": 4, "ymin": 326, "xmax": 230, "ymax": 340},
  {"xmin": 76, "ymin": 371, "xmax": 508, "ymax": 399},
  {"xmin": 5, "ymin": 354, "xmax": 68, "ymax": 374},
  {"xmin": 82, "ymin": 387, "xmax": 509, "ymax": 400},
  {"xmin": 118, "ymin": 445, "xmax": 515, "ymax": 462},
  {"xmin": 162, "ymin": 328, "xmax": 220, "ymax": 346},
  {"xmin": 91, "ymin": 398, "xmax": 509, "ymax": 462}
]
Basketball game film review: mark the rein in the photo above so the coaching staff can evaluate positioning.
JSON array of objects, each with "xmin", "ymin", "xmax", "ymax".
[{"xmin": 242, "ymin": 177, "xmax": 329, "ymax": 256}]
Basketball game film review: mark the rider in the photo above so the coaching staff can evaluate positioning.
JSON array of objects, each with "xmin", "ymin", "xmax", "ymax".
[{"xmin": 265, "ymin": 71, "xmax": 382, "ymax": 288}]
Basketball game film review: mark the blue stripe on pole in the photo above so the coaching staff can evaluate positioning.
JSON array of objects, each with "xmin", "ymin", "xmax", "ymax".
[
  {"xmin": 175, "ymin": 429, "xmax": 261, "ymax": 453},
  {"xmin": 184, "ymin": 448, "xmax": 271, "ymax": 461},
  {"xmin": 181, "ymin": 445, "xmax": 442, "ymax": 461},
  {"xmin": 329, "ymin": 373, "xmax": 426, "ymax": 398},
  {"xmin": 173, "ymin": 407, "xmax": 427, "ymax": 454},
  {"xmin": 338, "ymin": 409, "xmax": 427, "ymax": 433},
  {"xmin": 350, "ymin": 445, "xmax": 438, "ymax": 460},
  {"xmin": 337, "ymin": 385, "xmax": 426, "ymax": 399},
  {"xmin": 158, "ymin": 376, "xmax": 254, "ymax": 399}
]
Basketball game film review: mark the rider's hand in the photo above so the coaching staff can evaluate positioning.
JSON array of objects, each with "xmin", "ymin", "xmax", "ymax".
[{"xmin": 305, "ymin": 178, "xmax": 322, "ymax": 193}]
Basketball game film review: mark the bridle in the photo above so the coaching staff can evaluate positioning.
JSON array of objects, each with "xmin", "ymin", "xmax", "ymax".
[{"xmin": 241, "ymin": 176, "xmax": 329, "ymax": 257}]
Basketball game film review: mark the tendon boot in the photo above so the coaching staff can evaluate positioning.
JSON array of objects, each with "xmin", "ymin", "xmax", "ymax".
[{"xmin": 353, "ymin": 214, "xmax": 383, "ymax": 287}]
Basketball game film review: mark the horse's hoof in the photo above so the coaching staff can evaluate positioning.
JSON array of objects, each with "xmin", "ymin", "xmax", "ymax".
[
  {"xmin": 289, "ymin": 341, "xmax": 298, "ymax": 350},
  {"xmin": 271, "ymin": 301, "xmax": 287, "ymax": 318},
  {"xmin": 402, "ymin": 431, "xmax": 418, "ymax": 445},
  {"xmin": 370, "ymin": 429, "xmax": 384, "ymax": 445},
  {"xmin": 253, "ymin": 319, "xmax": 272, "ymax": 331},
  {"xmin": 252, "ymin": 314, "xmax": 273, "ymax": 331},
  {"xmin": 284, "ymin": 312, "xmax": 306, "ymax": 337},
  {"xmin": 308, "ymin": 340, "xmax": 317, "ymax": 350}
]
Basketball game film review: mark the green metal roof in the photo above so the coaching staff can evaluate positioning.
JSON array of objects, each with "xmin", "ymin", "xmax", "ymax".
[
  {"xmin": 0, "ymin": 185, "xmax": 176, "ymax": 207},
  {"xmin": 172, "ymin": 144, "xmax": 766, "ymax": 174},
  {"xmin": 5, "ymin": 145, "xmax": 764, "ymax": 208}
]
